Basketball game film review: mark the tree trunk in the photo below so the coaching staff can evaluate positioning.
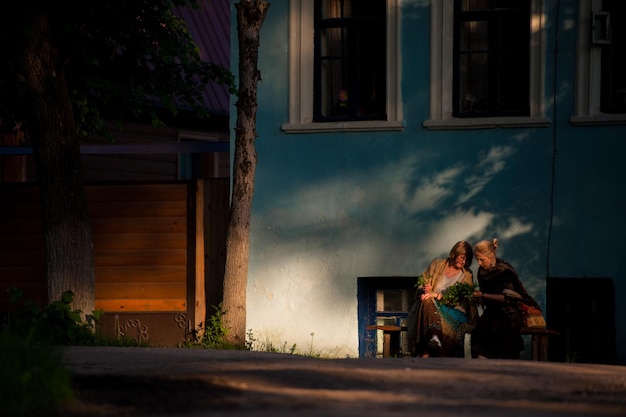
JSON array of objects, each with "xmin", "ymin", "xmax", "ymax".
[
  {"xmin": 222, "ymin": 0, "xmax": 269, "ymax": 347},
  {"xmin": 18, "ymin": 13, "xmax": 95, "ymax": 316}
]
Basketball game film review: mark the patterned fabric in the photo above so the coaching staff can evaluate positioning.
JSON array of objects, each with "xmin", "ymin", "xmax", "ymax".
[
  {"xmin": 471, "ymin": 258, "xmax": 540, "ymax": 359},
  {"xmin": 408, "ymin": 258, "xmax": 478, "ymax": 357}
]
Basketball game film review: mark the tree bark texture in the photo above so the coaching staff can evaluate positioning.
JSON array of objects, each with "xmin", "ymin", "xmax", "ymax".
[
  {"xmin": 222, "ymin": 0, "xmax": 269, "ymax": 347},
  {"xmin": 18, "ymin": 13, "xmax": 96, "ymax": 316}
]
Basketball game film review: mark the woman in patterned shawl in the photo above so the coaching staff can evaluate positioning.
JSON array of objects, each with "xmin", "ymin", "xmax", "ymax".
[
  {"xmin": 471, "ymin": 238, "xmax": 542, "ymax": 359},
  {"xmin": 409, "ymin": 241, "xmax": 478, "ymax": 358}
]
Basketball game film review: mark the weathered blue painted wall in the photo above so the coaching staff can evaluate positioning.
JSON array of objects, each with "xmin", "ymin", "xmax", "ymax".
[{"xmin": 230, "ymin": 1, "xmax": 626, "ymax": 362}]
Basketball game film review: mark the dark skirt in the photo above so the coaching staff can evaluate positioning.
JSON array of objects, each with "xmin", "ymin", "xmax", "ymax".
[{"xmin": 471, "ymin": 307, "xmax": 524, "ymax": 359}]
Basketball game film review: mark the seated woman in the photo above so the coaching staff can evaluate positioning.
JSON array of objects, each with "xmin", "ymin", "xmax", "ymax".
[
  {"xmin": 409, "ymin": 241, "xmax": 478, "ymax": 357},
  {"xmin": 471, "ymin": 238, "xmax": 543, "ymax": 359}
]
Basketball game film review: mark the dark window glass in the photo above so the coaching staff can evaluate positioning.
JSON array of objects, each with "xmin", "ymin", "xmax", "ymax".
[
  {"xmin": 600, "ymin": 0, "xmax": 626, "ymax": 114},
  {"xmin": 453, "ymin": 0, "xmax": 530, "ymax": 117},
  {"xmin": 314, "ymin": 0, "xmax": 387, "ymax": 122}
]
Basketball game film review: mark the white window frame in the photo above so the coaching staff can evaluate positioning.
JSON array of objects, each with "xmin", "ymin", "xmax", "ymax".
[
  {"xmin": 571, "ymin": 0, "xmax": 626, "ymax": 125},
  {"xmin": 281, "ymin": 0, "xmax": 404, "ymax": 134},
  {"xmin": 423, "ymin": 0, "xmax": 549, "ymax": 130}
]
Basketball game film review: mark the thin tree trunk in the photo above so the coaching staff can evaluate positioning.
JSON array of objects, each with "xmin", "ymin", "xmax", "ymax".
[
  {"xmin": 222, "ymin": 0, "xmax": 269, "ymax": 347},
  {"xmin": 18, "ymin": 13, "xmax": 95, "ymax": 316}
]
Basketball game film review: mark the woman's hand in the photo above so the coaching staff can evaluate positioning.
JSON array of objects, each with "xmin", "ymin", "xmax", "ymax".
[
  {"xmin": 421, "ymin": 289, "xmax": 442, "ymax": 301},
  {"xmin": 419, "ymin": 284, "xmax": 434, "ymax": 300}
]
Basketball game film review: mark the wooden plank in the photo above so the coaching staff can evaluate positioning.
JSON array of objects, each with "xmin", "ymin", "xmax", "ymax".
[
  {"xmin": 89, "ymin": 201, "xmax": 187, "ymax": 218},
  {"xmin": 0, "ymin": 185, "xmax": 40, "ymax": 201},
  {"xmin": 93, "ymin": 233, "xmax": 187, "ymax": 250},
  {"xmin": 0, "ymin": 202, "xmax": 42, "ymax": 218},
  {"xmin": 0, "ymin": 282, "xmax": 47, "ymax": 309},
  {"xmin": 86, "ymin": 184, "xmax": 187, "ymax": 202},
  {"xmin": 82, "ymin": 154, "xmax": 178, "ymax": 177},
  {"xmin": 0, "ymin": 251, "xmax": 45, "ymax": 266},
  {"xmin": 1, "ymin": 141, "xmax": 227, "ymax": 156},
  {"xmin": 96, "ymin": 282, "xmax": 186, "ymax": 299},
  {"xmin": 0, "ymin": 297, "xmax": 47, "ymax": 310},
  {"xmin": 95, "ymin": 298, "xmax": 187, "ymax": 312},
  {"xmin": 91, "ymin": 217, "xmax": 187, "ymax": 234},
  {"xmin": 204, "ymin": 178, "xmax": 229, "ymax": 310},
  {"xmin": 0, "ymin": 219, "xmax": 44, "ymax": 234},
  {"xmin": 0, "ymin": 183, "xmax": 193, "ymax": 317},
  {"xmin": 0, "ymin": 235, "xmax": 45, "ymax": 250},
  {"xmin": 94, "ymin": 249, "xmax": 187, "ymax": 266},
  {"xmin": 95, "ymin": 266, "xmax": 186, "ymax": 283},
  {"xmin": 0, "ymin": 267, "xmax": 46, "ymax": 282},
  {"xmin": 193, "ymin": 180, "xmax": 206, "ymax": 333}
]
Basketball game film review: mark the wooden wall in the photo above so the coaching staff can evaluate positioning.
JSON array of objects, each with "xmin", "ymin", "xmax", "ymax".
[
  {"xmin": 89, "ymin": 183, "xmax": 189, "ymax": 313},
  {"xmin": 0, "ymin": 185, "xmax": 46, "ymax": 306},
  {"xmin": 0, "ymin": 183, "xmax": 190, "ymax": 311},
  {"xmin": 0, "ymin": 181, "xmax": 228, "ymax": 346}
]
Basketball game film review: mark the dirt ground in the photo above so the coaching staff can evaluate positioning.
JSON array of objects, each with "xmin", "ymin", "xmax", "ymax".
[{"xmin": 59, "ymin": 346, "xmax": 626, "ymax": 417}]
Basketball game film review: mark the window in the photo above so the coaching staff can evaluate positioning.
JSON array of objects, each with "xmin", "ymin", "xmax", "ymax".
[
  {"xmin": 546, "ymin": 277, "xmax": 617, "ymax": 364},
  {"xmin": 572, "ymin": 0, "xmax": 626, "ymax": 125},
  {"xmin": 282, "ymin": 0, "xmax": 403, "ymax": 133},
  {"xmin": 453, "ymin": 0, "xmax": 530, "ymax": 118},
  {"xmin": 425, "ymin": 0, "xmax": 548, "ymax": 130},
  {"xmin": 357, "ymin": 276, "xmax": 414, "ymax": 358},
  {"xmin": 314, "ymin": 1, "xmax": 386, "ymax": 122}
]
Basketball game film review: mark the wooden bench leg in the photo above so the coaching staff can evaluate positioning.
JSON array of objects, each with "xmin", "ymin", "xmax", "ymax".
[
  {"xmin": 383, "ymin": 332, "xmax": 391, "ymax": 357},
  {"xmin": 531, "ymin": 334, "xmax": 549, "ymax": 361}
]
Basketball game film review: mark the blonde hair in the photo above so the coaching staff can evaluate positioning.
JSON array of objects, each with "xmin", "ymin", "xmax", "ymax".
[{"xmin": 474, "ymin": 239, "xmax": 498, "ymax": 256}]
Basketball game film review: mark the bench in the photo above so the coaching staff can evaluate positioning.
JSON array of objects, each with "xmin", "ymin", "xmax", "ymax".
[
  {"xmin": 368, "ymin": 324, "xmax": 560, "ymax": 360},
  {"xmin": 366, "ymin": 325, "xmax": 407, "ymax": 358},
  {"xmin": 520, "ymin": 327, "xmax": 560, "ymax": 361}
]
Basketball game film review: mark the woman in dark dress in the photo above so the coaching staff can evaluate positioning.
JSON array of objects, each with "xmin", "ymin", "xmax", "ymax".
[{"xmin": 471, "ymin": 239, "xmax": 542, "ymax": 359}]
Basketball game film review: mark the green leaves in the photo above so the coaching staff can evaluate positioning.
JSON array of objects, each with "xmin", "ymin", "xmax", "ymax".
[
  {"xmin": 415, "ymin": 274, "xmax": 426, "ymax": 288},
  {"xmin": 4, "ymin": 286, "xmax": 103, "ymax": 346},
  {"xmin": 441, "ymin": 282, "xmax": 476, "ymax": 307},
  {"xmin": 0, "ymin": 1, "xmax": 236, "ymax": 137}
]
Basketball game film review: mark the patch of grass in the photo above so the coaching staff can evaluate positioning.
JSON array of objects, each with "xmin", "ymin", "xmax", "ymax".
[
  {"xmin": 246, "ymin": 329, "xmax": 326, "ymax": 357},
  {"xmin": 1, "ymin": 287, "xmax": 150, "ymax": 416},
  {"xmin": 0, "ymin": 330, "xmax": 73, "ymax": 417},
  {"xmin": 179, "ymin": 304, "xmax": 239, "ymax": 350}
]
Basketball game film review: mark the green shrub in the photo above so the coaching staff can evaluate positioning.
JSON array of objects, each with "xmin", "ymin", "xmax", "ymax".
[
  {"xmin": 3, "ymin": 286, "xmax": 103, "ymax": 346},
  {"xmin": 179, "ymin": 303, "xmax": 239, "ymax": 350}
]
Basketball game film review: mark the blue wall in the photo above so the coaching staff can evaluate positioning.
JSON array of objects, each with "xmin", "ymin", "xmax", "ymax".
[{"xmin": 231, "ymin": 1, "xmax": 626, "ymax": 363}]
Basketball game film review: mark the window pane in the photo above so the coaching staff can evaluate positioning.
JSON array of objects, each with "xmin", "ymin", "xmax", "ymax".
[
  {"xmin": 460, "ymin": 0, "xmax": 492, "ymax": 11},
  {"xmin": 498, "ymin": 16, "xmax": 530, "ymax": 112},
  {"xmin": 460, "ymin": 21, "xmax": 488, "ymax": 50},
  {"xmin": 321, "ymin": 0, "xmax": 351, "ymax": 19},
  {"xmin": 453, "ymin": 0, "xmax": 530, "ymax": 117},
  {"xmin": 320, "ymin": 27, "xmax": 346, "ymax": 57},
  {"xmin": 354, "ymin": 25, "xmax": 386, "ymax": 117},
  {"xmin": 461, "ymin": 0, "xmax": 527, "ymax": 11},
  {"xmin": 314, "ymin": 0, "xmax": 386, "ymax": 122},
  {"xmin": 320, "ymin": 59, "xmax": 347, "ymax": 117},
  {"xmin": 600, "ymin": 0, "xmax": 626, "ymax": 114},
  {"xmin": 459, "ymin": 53, "xmax": 489, "ymax": 112}
]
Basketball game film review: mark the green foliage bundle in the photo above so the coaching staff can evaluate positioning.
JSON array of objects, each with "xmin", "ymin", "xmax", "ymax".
[
  {"xmin": 441, "ymin": 282, "xmax": 476, "ymax": 307},
  {"xmin": 415, "ymin": 274, "xmax": 426, "ymax": 288},
  {"xmin": 4, "ymin": 287, "xmax": 103, "ymax": 346}
]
